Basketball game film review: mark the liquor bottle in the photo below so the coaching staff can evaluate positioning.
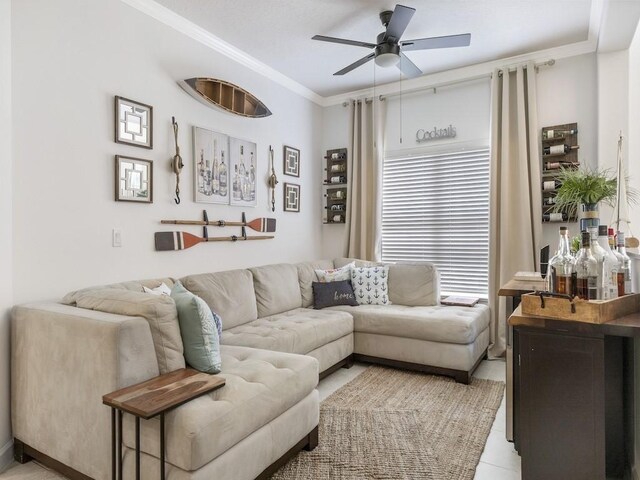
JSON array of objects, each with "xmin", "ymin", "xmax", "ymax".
[
  {"xmin": 608, "ymin": 227, "xmax": 616, "ymax": 250},
  {"xmin": 588, "ymin": 226, "xmax": 606, "ymax": 300},
  {"xmin": 197, "ymin": 150, "xmax": 206, "ymax": 192},
  {"xmin": 575, "ymin": 231, "xmax": 598, "ymax": 300},
  {"xmin": 614, "ymin": 232, "xmax": 632, "ymax": 295},
  {"xmin": 332, "ymin": 214, "xmax": 343, "ymax": 222},
  {"xmin": 543, "ymin": 145, "xmax": 579, "ymax": 155},
  {"xmin": 549, "ymin": 227, "xmax": 575, "ymax": 295},
  {"xmin": 543, "ymin": 212, "xmax": 568, "ymax": 222},
  {"xmin": 543, "ymin": 196, "xmax": 557, "ymax": 206},
  {"xmin": 232, "ymin": 165, "xmax": 241, "ymax": 201},
  {"xmin": 212, "ymin": 139, "xmax": 219, "ymax": 195},
  {"xmin": 330, "ymin": 204, "xmax": 345, "ymax": 211},
  {"xmin": 219, "ymin": 151, "xmax": 228, "ymax": 197},
  {"xmin": 330, "ymin": 175, "xmax": 346, "ymax": 184},
  {"xmin": 331, "ymin": 164, "xmax": 346, "ymax": 172},
  {"xmin": 542, "ymin": 180, "xmax": 562, "ymax": 191},
  {"xmin": 596, "ymin": 225, "xmax": 620, "ymax": 300}
]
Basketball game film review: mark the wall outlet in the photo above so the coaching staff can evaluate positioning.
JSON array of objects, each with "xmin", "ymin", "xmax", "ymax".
[{"xmin": 112, "ymin": 229, "xmax": 122, "ymax": 247}]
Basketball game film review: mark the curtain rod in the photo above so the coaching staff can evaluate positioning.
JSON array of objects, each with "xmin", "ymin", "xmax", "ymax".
[{"xmin": 341, "ymin": 58, "xmax": 555, "ymax": 106}]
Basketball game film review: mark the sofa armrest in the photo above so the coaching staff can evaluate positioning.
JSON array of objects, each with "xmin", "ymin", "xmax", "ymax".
[{"xmin": 12, "ymin": 302, "xmax": 159, "ymax": 480}]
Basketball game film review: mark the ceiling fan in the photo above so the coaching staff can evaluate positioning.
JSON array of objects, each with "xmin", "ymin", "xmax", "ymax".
[{"xmin": 312, "ymin": 4, "xmax": 471, "ymax": 78}]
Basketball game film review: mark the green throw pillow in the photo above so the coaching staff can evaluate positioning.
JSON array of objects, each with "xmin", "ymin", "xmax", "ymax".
[{"xmin": 171, "ymin": 282, "xmax": 222, "ymax": 374}]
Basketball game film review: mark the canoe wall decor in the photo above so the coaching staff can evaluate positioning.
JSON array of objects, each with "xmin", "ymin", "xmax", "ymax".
[{"xmin": 179, "ymin": 78, "xmax": 272, "ymax": 118}]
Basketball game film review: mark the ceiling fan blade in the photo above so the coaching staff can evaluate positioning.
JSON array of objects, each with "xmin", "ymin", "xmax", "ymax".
[
  {"xmin": 334, "ymin": 53, "xmax": 376, "ymax": 76},
  {"xmin": 397, "ymin": 52, "xmax": 422, "ymax": 78},
  {"xmin": 383, "ymin": 4, "xmax": 416, "ymax": 42},
  {"xmin": 312, "ymin": 35, "xmax": 376, "ymax": 49},
  {"xmin": 401, "ymin": 33, "xmax": 471, "ymax": 51}
]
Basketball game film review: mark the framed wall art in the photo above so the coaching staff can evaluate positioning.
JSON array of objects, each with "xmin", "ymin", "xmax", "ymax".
[
  {"xmin": 193, "ymin": 126, "xmax": 230, "ymax": 204},
  {"xmin": 115, "ymin": 96, "xmax": 153, "ymax": 149},
  {"xmin": 115, "ymin": 155, "xmax": 153, "ymax": 203},
  {"xmin": 283, "ymin": 145, "xmax": 300, "ymax": 177},
  {"xmin": 283, "ymin": 182, "xmax": 300, "ymax": 212},
  {"xmin": 229, "ymin": 137, "xmax": 258, "ymax": 207}
]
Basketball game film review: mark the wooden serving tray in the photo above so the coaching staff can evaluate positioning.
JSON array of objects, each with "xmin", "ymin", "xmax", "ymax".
[{"xmin": 521, "ymin": 292, "xmax": 640, "ymax": 324}]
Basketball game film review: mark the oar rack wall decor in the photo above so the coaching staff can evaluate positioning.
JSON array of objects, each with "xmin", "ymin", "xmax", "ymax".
[{"xmin": 155, "ymin": 211, "xmax": 276, "ymax": 251}]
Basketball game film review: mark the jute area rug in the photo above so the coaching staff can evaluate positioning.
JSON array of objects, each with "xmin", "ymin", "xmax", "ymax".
[{"xmin": 273, "ymin": 366, "xmax": 505, "ymax": 480}]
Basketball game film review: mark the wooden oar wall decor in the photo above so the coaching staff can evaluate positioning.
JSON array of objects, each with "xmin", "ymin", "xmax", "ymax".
[{"xmin": 155, "ymin": 211, "xmax": 276, "ymax": 251}]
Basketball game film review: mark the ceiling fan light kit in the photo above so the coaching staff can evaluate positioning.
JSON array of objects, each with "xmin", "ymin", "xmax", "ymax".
[{"xmin": 312, "ymin": 4, "xmax": 471, "ymax": 78}]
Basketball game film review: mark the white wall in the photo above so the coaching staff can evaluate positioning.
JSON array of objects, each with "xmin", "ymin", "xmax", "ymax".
[
  {"xmin": 11, "ymin": 0, "xmax": 323, "ymax": 306},
  {"xmin": 536, "ymin": 53, "xmax": 598, "ymax": 250},
  {"xmin": 0, "ymin": 0, "xmax": 12, "ymax": 470},
  {"xmin": 320, "ymin": 104, "xmax": 349, "ymax": 259}
]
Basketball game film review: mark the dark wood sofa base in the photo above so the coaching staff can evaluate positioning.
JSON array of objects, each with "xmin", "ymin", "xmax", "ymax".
[
  {"xmin": 353, "ymin": 349, "xmax": 488, "ymax": 385},
  {"xmin": 15, "ymin": 426, "xmax": 319, "ymax": 480},
  {"xmin": 318, "ymin": 354, "xmax": 354, "ymax": 380}
]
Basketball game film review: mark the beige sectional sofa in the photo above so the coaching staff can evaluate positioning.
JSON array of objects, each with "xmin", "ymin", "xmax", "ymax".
[{"xmin": 11, "ymin": 258, "xmax": 490, "ymax": 480}]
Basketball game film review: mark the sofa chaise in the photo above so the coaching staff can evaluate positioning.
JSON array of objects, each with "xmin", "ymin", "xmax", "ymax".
[{"xmin": 11, "ymin": 258, "xmax": 490, "ymax": 480}]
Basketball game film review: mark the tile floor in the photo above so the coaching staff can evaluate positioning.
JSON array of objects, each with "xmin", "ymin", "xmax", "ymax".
[{"xmin": 0, "ymin": 359, "xmax": 520, "ymax": 480}]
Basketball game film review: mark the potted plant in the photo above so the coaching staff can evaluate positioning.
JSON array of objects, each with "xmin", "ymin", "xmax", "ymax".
[{"xmin": 552, "ymin": 167, "xmax": 636, "ymax": 232}]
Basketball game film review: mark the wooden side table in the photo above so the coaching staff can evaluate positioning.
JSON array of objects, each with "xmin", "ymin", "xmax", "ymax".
[{"xmin": 103, "ymin": 368, "xmax": 225, "ymax": 480}]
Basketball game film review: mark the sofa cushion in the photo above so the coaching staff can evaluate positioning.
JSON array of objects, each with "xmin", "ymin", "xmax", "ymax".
[
  {"xmin": 221, "ymin": 308, "xmax": 353, "ymax": 355},
  {"xmin": 334, "ymin": 257, "xmax": 385, "ymax": 269},
  {"xmin": 296, "ymin": 260, "xmax": 334, "ymax": 308},
  {"xmin": 181, "ymin": 269, "xmax": 258, "ymax": 330},
  {"xmin": 171, "ymin": 282, "xmax": 222, "ymax": 374},
  {"xmin": 328, "ymin": 303, "xmax": 490, "ymax": 345},
  {"xmin": 249, "ymin": 264, "xmax": 302, "ymax": 317},
  {"xmin": 123, "ymin": 345, "xmax": 319, "ymax": 471},
  {"xmin": 73, "ymin": 288, "xmax": 184, "ymax": 373},
  {"xmin": 388, "ymin": 263, "xmax": 438, "ymax": 306},
  {"xmin": 314, "ymin": 262, "xmax": 354, "ymax": 282},
  {"xmin": 312, "ymin": 280, "xmax": 358, "ymax": 309},
  {"xmin": 351, "ymin": 265, "xmax": 390, "ymax": 305},
  {"xmin": 61, "ymin": 277, "xmax": 175, "ymax": 305}
]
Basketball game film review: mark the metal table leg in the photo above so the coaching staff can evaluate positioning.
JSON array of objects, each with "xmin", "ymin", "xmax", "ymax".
[
  {"xmin": 135, "ymin": 417, "xmax": 141, "ymax": 480},
  {"xmin": 111, "ymin": 408, "xmax": 116, "ymax": 480},
  {"xmin": 118, "ymin": 411, "xmax": 123, "ymax": 480},
  {"xmin": 160, "ymin": 413, "xmax": 165, "ymax": 479}
]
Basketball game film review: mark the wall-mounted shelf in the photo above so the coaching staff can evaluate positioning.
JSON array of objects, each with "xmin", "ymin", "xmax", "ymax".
[
  {"xmin": 323, "ymin": 148, "xmax": 347, "ymax": 224},
  {"xmin": 540, "ymin": 123, "xmax": 578, "ymax": 224}
]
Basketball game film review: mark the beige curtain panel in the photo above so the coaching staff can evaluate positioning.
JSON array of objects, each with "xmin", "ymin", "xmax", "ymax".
[
  {"xmin": 345, "ymin": 98, "xmax": 387, "ymax": 261},
  {"xmin": 488, "ymin": 62, "xmax": 542, "ymax": 358}
]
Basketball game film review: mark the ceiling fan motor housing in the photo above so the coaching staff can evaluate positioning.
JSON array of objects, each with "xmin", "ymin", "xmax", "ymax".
[{"xmin": 375, "ymin": 40, "xmax": 400, "ymax": 57}]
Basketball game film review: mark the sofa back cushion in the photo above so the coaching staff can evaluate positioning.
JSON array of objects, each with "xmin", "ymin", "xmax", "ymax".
[
  {"xmin": 249, "ymin": 263, "xmax": 302, "ymax": 317},
  {"xmin": 333, "ymin": 257, "xmax": 384, "ymax": 269},
  {"xmin": 73, "ymin": 288, "xmax": 185, "ymax": 374},
  {"xmin": 388, "ymin": 262, "xmax": 439, "ymax": 306},
  {"xmin": 181, "ymin": 269, "xmax": 258, "ymax": 330},
  {"xmin": 296, "ymin": 260, "xmax": 334, "ymax": 308},
  {"xmin": 61, "ymin": 277, "xmax": 175, "ymax": 305}
]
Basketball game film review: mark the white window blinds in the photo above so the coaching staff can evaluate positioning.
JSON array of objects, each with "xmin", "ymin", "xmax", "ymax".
[{"xmin": 381, "ymin": 146, "xmax": 490, "ymax": 297}]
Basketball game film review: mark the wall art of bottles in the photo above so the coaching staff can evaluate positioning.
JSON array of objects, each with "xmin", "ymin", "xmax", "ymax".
[
  {"xmin": 229, "ymin": 137, "xmax": 258, "ymax": 207},
  {"xmin": 194, "ymin": 127, "xmax": 231, "ymax": 204},
  {"xmin": 541, "ymin": 122, "xmax": 578, "ymax": 223}
]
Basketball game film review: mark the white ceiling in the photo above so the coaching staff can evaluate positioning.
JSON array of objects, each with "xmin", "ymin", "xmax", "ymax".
[{"xmin": 155, "ymin": 0, "xmax": 594, "ymax": 97}]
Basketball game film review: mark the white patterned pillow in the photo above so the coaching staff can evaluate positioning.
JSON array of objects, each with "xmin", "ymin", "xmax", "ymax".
[
  {"xmin": 315, "ymin": 262, "xmax": 355, "ymax": 283},
  {"xmin": 351, "ymin": 266, "xmax": 390, "ymax": 305}
]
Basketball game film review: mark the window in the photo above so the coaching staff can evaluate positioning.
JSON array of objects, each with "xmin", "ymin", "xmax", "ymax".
[{"xmin": 381, "ymin": 146, "xmax": 490, "ymax": 297}]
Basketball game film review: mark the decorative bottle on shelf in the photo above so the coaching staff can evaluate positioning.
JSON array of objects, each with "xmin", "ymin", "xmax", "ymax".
[
  {"xmin": 613, "ymin": 232, "xmax": 632, "ymax": 296},
  {"xmin": 549, "ymin": 226, "xmax": 575, "ymax": 295},
  {"xmin": 543, "ymin": 212, "xmax": 568, "ymax": 222},
  {"xmin": 542, "ymin": 180, "xmax": 562, "ymax": 191},
  {"xmin": 543, "ymin": 197, "xmax": 557, "ymax": 206},
  {"xmin": 588, "ymin": 226, "xmax": 607, "ymax": 300},
  {"xmin": 575, "ymin": 231, "xmax": 598, "ymax": 300},
  {"xmin": 543, "ymin": 129, "xmax": 578, "ymax": 139},
  {"xmin": 219, "ymin": 151, "xmax": 228, "ymax": 197},
  {"xmin": 331, "ymin": 164, "xmax": 345, "ymax": 172},
  {"xmin": 545, "ymin": 161, "xmax": 580, "ymax": 170},
  {"xmin": 330, "ymin": 175, "xmax": 346, "ymax": 184},
  {"xmin": 543, "ymin": 145, "xmax": 579, "ymax": 155},
  {"xmin": 608, "ymin": 228, "xmax": 616, "ymax": 250},
  {"xmin": 596, "ymin": 225, "xmax": 620, "ymax": 300}
]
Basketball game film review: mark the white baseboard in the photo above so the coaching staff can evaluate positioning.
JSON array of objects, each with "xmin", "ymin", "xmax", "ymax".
[{"xmin": 0, "ymin": 439, "xmax": 13, "ymax": 473}]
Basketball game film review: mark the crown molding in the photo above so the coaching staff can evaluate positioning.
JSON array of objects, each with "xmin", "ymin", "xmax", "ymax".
[{"xmin": 120, "ymin": 0, "xmax": 324, "ymax": 106}]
